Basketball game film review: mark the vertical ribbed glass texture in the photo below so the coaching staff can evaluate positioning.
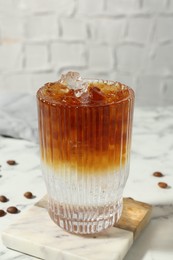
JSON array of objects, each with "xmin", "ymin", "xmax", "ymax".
[{"xmin": 37, "ymin": 82, "xmax": 134, "ymax": 234}]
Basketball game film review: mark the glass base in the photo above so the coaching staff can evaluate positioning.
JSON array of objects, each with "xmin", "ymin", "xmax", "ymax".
[{"xmin": 48, "ymin": 198, "xmax": 123, "ymax": 234}]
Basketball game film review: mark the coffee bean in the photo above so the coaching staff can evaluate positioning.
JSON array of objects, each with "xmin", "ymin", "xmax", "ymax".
[
  {"xmin": 7, "ymin": 206, "xmax": 19, "ymax": 214},
  {"xmin": 6, "ymin": 160, "xmax": 17, "ymax": 166},
  {"xmin": 153, "ymin": 171, "xmax": 164, "ymax": 177},
  {"xmin": 0, "ymin": 209, "xmax": 6, "ymax": 217},
  {"xmin": 158, "ymin": 182, "xmax": 168, "ymax": 189},
  {"xmin": 127, "ymin": 197, "xmax": 134, "ymax": 200},
  {"xmin": 24, "ymin": 192, "xmax": 33, "ymax": 199},
  {"xmin": 0, "ymin": 195, "xmax": 8, "ymax": 203}
]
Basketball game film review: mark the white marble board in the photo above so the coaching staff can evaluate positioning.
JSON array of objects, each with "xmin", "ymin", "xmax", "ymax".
[{"xmin": 1, "ymin": 195, "xmax": 152, "ymax": 260}]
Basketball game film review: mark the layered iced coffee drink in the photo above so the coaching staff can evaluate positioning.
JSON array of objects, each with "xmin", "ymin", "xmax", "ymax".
[{"xmin": 37, "ymin": 72, "xmax": 134, "ymax": 234}]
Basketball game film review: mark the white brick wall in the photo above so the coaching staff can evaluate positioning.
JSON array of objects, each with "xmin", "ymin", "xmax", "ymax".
[
  {"xmin": 141, "ymin": 0, "xmax": 167, "ymax": 12},
  {"xmin": 31, "ymin": 72, "xmax": 58, "ymax": 93},
  {"xmin": 16, "ymin": 0, "xmax": 76, "ymax": 15},
  {"xmin": 3, "ymin": 73, "xmax": 31, "ymax": 93},
  {"xmin": 26, "ymin": 14, "xmax": 58, "ymax": 41},
  {"xmin": 50, "ymin": 42, "xmax": 86, "ymax": 68},
  {"xmin": 25, "ymin": 43, "xmax": 49, "ymax": 70},
  {"xmin": 146, "ymin": 43, "xmax": 173, "ymax": 75},
  {"xmin": 105, "ymin": 0, "xmax": 141, "ymax": 15},
  {"xmin": 163, "ymin": 78, "xmax": 173, "ymax": 104},
  {"xmin": 0, "ymin": 14, "xmax": 24, "ymax": 41},
  {"xmin": 61, "ymin": 18, "xmax": 87, "ymax": 41},
  {"xmin": 155, "ymin": 16, "xmax": 173, "ymax": 42},
  {"xmin": 89, "ymin": 18, "xmax": 126, "ymax": 44},
  {"xmin": 116, "ymin": 44, "xmax": 145, "ymax": 73},
  {"xmin": 77, "ymin": 0, "xmax": 105, "ymax": 16},
  {"xmin": 0, "ymin": 0, "xmax": 173, "ymax": 106},
  {"xmin": 136, "ymin": 75, "xmax": 163, "ymax": 106},
  {"xmin": 0, "ymin": 44, "xmax": 23, "ymax": 71},
  {"xmin": 126, "ymin": 16, "xmax": 153, "ymax": 44},
  {"xmin": 88, "ymin": 44, "xmax": 114, "ymax": 72}
]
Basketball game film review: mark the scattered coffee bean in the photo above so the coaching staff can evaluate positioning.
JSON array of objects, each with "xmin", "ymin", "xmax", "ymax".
[
  {"xmin": 127, "ymin": 197, "xmax": 134, "ymax": 200},
  {"xmin": 153, "ymin": 171, "xmax": 164, "ymax": 177},
  {"xmin": 7, "ymin": 206, "xmax": 19, "ymax": 214},
  {"xmin": 24, "ymin": 191, "xmax": 33, "ymax": 199},
  {"xmin": 0, "ymin": 209, "xmax": 6, "ymax": 217},
  {"xmin": 158, "ymin": 182, "xmax": 168, "ymax": 189},
  {"xmin": 6, "ymin": 160, "xmax": 17, "ymax": 166},
  {"xmin": 0, "ymin": 195, "xmax": 8, "ymax": 203}
]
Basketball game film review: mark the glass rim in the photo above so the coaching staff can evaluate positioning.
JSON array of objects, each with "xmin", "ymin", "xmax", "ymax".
[{"xmin": 37, "ymin": 79, "xmax": 135, "ymax": 108}]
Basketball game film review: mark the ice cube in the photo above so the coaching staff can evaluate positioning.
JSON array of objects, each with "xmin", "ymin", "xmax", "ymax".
[
  {"xmin": 59, "ymin": 71, "xmax": 88, "ymax": 97},
  {"xmin": 59, "ymin": 71, "xmax": 82, "ymax": 89},
  {"xmin": 74, "ymin": 82, "xmax": 88, "ymax": 97},
  {"xmin": 89, "ymin": 86, "xmax": 105, "ymax": 101}
]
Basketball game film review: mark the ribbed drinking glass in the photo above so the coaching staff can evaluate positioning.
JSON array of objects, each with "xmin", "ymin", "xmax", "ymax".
[{"xmin": 37, "ymin": 78, "xmax": 134, "ymax": 234}]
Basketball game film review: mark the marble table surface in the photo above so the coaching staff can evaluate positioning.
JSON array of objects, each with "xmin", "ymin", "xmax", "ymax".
[{"xmin": 0, "ymin": 107, "xmax": 173, "ymax": 260}]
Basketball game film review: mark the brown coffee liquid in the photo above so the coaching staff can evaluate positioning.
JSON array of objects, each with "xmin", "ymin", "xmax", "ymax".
[{"xmin": 37, "ymin": 80, "xmax": 134, "ymax": 175}]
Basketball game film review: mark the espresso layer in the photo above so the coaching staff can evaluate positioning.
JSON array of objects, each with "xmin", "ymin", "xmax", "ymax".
[{"xmin": 38, "ymin": 100, "xmax": 134, "ymax": 173}]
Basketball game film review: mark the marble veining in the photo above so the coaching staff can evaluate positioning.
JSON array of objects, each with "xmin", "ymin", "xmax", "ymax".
[
  {"xmin": 0, "ymin": 107, "xmax": 173, "ymax": 259},
  {"xmin": 2, "ymin": 206, "xmax": 133, "ymax": 260}
]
